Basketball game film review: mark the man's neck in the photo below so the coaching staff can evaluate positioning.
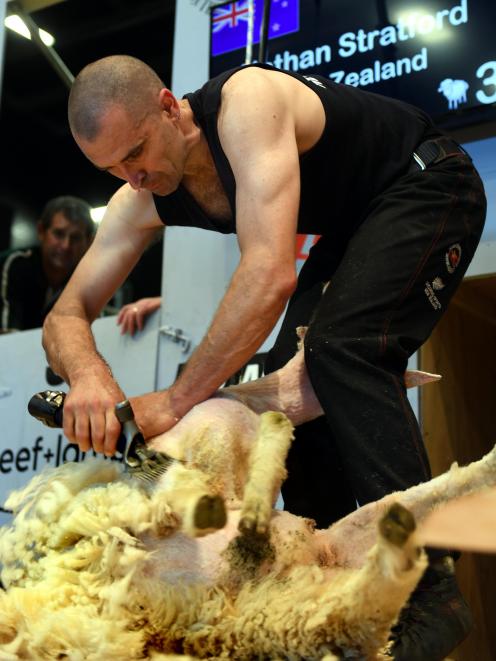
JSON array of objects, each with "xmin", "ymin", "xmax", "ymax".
[{"xmin": 178, "ymin": 99, "xmax": 212, "ymax": 176}]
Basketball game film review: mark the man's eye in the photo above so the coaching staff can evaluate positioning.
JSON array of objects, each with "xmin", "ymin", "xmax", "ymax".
[{"xmin": 127, "ymin": 146, "xmax": 143, "ymax": 161}]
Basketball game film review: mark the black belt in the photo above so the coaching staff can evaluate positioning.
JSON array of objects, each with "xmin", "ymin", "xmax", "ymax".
[{"xmin": 408, "ymin": 137, "xmax": 470, "ymax": 174}]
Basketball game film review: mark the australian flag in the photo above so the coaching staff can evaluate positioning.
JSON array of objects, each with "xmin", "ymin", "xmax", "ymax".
[{"xmin": 211, "ymin": 0, "xmax": 299, "ymax": 57}]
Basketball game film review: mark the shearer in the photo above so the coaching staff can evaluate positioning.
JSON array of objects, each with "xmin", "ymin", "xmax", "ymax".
[{"xmin": 42, "ymin": 55, "xmax": 486, "ymax": 659}]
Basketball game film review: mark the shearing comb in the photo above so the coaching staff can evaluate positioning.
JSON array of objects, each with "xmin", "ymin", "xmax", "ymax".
[{"xmin": 28, "ymin": 390, "xmax": 176, "ymax": 483}]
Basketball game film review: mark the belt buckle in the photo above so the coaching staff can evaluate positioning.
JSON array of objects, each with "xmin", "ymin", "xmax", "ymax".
[
  {"xmin": 413, "ymin": 140, "xmax": 443, "ymax": 170},
  {"xmin": 412, "ymin": 151, "xmax": 427, "ymax": 170}
]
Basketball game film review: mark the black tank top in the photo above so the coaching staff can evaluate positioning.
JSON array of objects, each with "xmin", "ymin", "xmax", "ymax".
[{"xmin": 153, "ymin": 63, "xmax": 440, "ymax": 239}]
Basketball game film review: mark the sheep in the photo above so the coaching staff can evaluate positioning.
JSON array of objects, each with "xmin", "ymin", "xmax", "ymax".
[
  {"xmin": 1, "ymin": 438, "xmax": 495, "ymax": 660},
  {"xmin": 1, "ymin": 360, "xmax": 494, "ymax": 659},
  {"xmin": 437, "ymin": 78, "xmax": 469, "ymax": 110}
]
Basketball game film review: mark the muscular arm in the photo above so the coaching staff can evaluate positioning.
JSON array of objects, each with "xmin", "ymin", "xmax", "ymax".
[
  {"xmin": 42, "ymin": 184, "xmax": 163, "ymax": 452},
  {"xmin": 137, "ymin": 70, "xmax": 301, "ymax": 432}
]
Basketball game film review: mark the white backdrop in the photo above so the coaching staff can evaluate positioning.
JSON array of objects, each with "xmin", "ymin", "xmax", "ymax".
[{"xmin": 0, "ymin": 312, "xmax": 160, "ymax": 527}]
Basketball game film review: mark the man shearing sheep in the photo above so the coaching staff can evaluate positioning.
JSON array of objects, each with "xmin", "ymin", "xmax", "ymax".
[{"xmin": 42, "ymin": 56, "xmax": 486, "ymax": 659}]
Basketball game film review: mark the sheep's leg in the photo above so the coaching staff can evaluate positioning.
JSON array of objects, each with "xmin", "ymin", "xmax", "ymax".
[
  {"xmin": 152, "ymin": 463, "xmax": 226, "ymax": 537},
  {"xmin": 150, "ymin": 400, "xmax": 263, "ymax": 537},
  {"xmin": 313, "ymin": 443, "xmax": 496, "ymax": 572},
  {"xmin": 238, "ymin": 412, "xmax": 294, "ymax": 536},
  {"xmin": 335, "ymin": 504, "xmax": 426, "ymax": 658},
  {"xmin": 222, "ymin": 345, "xmax": 439, "ymax": 427},
  {"xmin": 398, "ymin": 443, "xmax": 496, "ymax": 520},
  {"xmin": 305, "ymin": 504, "xmax": 427, "ymax": 660}
]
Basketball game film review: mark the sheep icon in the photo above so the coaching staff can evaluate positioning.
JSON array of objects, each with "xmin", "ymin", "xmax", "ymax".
[{"xmin": 438, "ymin": 78, "xmax": 469, "ymax": 109}]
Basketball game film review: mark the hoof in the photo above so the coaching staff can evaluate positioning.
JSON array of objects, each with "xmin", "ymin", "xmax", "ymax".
[
  {"xmin": 379, "ymin": 503, "xmax": 416, "ymax": 548},
  {"xmin": 238, "ymin": 511, "xmax": 268, "ymax": 536},
  {"xmin": 193, "ymin": 495, "xmax": 227, "ymax": 532}
]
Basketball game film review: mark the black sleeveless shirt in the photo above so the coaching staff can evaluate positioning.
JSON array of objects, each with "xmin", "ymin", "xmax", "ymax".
[{"xmin": 153, "ymin": 63, "xmax": 440, "ymax": 239}]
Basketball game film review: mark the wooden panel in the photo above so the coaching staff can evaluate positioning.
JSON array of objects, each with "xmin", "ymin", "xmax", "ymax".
[{"xmin": 420, "ymin": 275, "xmax": 496, "ymax": 661}]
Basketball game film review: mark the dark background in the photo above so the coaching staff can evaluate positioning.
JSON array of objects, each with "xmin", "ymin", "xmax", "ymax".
[
  {"xmin": 211, "ymin": 0, "xmax": 496, "ymax": 134},
  {"xmin": 0, "ymin": 0, "xmax": 178, "ymax": 301},
  {"xmin": 3, "ymin": 0, "xmax": 495, "ymax": 258},
  {"xmin": 0, "ymin": 0, "xmax": 176, "ymax": 254}
]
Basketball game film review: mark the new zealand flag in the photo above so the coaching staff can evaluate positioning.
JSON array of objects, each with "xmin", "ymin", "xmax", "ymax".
[{"xmin": 211, "ymin": 0, "xmax": 299, "ymax": 57}]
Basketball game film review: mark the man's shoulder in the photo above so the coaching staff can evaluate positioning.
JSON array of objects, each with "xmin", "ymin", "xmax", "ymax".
[
  {"xmin": 219, "ymin": 65, "xmax": 292, "ymax": 116},
  {"xmin": 221, "ymin": 63, "xmax": 280, "ymax": 91},
  {"xmin": 198, "ymin": 64, "xmax": 271, "ymax": 104}
]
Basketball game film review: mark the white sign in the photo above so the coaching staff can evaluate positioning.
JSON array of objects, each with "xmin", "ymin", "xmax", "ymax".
[{"xmin": 0, "ymin": 312, "xmax": 160, "ymax": 527}]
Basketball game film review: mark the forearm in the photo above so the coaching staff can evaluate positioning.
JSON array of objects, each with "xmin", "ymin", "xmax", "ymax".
[
  {"xmin": 168, "ymin": 259, "xmax": 295, "ymax": 416},
  {"xmin": 42, "ymin": 305, "xmax": 110, "ymax": 385}
]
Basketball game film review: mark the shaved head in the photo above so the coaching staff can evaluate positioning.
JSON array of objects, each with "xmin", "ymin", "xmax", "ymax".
[{"xmin": 68, "ymin": 55, "xmax": 165, "ymax": 142}]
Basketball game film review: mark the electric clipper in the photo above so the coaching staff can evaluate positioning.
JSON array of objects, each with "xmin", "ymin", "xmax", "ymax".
[{"xmin": 28, "ymin": 390, "xmax": 175, "ymax": 483}]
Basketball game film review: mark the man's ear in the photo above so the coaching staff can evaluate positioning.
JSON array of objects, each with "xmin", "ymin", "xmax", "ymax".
[{"xmin": 158, "ymin": 88, "xmax": 180, "ymax": 119}]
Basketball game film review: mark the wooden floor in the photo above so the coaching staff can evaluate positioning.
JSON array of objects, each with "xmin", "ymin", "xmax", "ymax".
[{"xmin": 420, "ymin": 274, "xmax": 496, "ymax": 661}]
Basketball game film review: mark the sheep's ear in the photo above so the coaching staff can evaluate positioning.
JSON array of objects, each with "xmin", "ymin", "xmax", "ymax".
[{"xmin": 405, "ymin": 370, "xmax": 441, "ymax": 389}]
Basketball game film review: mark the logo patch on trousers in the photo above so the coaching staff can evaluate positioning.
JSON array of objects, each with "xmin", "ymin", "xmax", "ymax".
[
  {"xmin": 425, "ymin": 281, "xmax": 442, "ymax": 310},
  {"xmin": 446, "ymin": 244, "xmax": 462, "ymax": 273},
  {"xmin": 432, "ymin": 276, "xmax": 445, "ymax": 291}
]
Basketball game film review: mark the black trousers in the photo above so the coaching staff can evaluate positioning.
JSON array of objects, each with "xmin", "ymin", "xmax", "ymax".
[{"xmin": 265, "ymin": 152, "xmax": 487, "ymax": 529}]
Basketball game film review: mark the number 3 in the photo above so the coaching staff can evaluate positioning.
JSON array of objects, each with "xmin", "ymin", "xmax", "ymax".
[{"xmin": 476, "ymin": 61, "xmax": 496, "ymax": 104}]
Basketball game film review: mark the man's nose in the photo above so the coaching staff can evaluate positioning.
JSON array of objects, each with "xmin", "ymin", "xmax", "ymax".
[{"xmin": 123, "ymin": 165, "xmax": 146, "ymax": 190}]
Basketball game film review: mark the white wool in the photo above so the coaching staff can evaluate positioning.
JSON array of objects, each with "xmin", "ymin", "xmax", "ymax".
[
  {"xmin": 0, "ymin": 407, "xmax": 300, "ymax": 659},
  {"xmin": 0, "ymin": 460, "xmax": 166, "ymax": 659},
  {"xmin": 0, "ymin": 459, "xmax": 172, "ymax": 591},
  {"xmin": 6, "ymin": 403, "xmax": 480, "ymax": 659},
  {"xmin": 0, "ymin": 456, "xmax": 425, "ymax": 660}
]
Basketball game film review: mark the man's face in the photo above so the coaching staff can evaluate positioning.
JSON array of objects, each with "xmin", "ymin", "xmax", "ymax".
[
  {"xmin": 39, "ymin": 212, "xmax": 90, "ymax": 276},
  {"xmin": 76, "ymin": 100, "xmax": 187, "ymax": 196}
]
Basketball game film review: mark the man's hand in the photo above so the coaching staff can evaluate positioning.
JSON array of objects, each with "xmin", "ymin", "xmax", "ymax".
[
  {"xmin": 117, "ymin": 296, "xmax": 162, "ymax": 336},
  {"xmin": 63, "ymin": 369, "xmax": 126, "ymax": 456},
  {"xmin": 129, "ymin": 390, "xmax": 183, "ymax": 438}
]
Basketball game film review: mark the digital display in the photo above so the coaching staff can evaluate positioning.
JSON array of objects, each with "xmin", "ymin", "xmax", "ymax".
[{"xmin": 210, "ymin": 0, "xmax": 496, "ymax": 129}]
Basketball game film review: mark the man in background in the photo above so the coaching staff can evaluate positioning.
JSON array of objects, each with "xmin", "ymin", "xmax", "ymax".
[{"xmin": 0, "ymin": 196, "xmax": 94, "ymax": 332}]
